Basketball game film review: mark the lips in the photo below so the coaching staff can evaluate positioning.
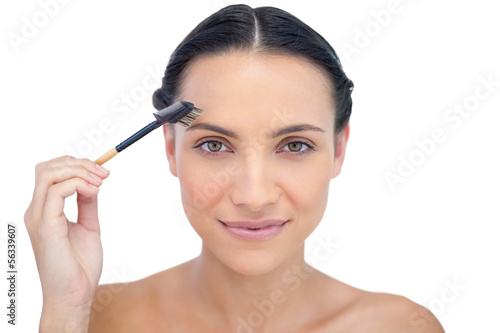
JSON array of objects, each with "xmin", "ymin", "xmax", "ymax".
[{"xmin": 219, "ymin": 219, "xmax": 288, "ymax": 241}]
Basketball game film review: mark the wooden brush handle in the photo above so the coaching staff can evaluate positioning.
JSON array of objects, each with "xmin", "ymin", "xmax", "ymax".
[{"xmin": 95, "ymin": 148, "xmax": 118, "ymax": 165}]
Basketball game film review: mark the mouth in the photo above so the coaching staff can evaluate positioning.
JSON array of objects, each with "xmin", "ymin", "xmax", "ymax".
[{"xmin": 219, "ymin": 219, "xmax": 289, "ymax": 241}]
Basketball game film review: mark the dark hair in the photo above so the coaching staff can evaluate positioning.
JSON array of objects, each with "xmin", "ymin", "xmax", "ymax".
[{"xmin": 153, "ymin": 4, "xmax": 353, "ymax": 136}]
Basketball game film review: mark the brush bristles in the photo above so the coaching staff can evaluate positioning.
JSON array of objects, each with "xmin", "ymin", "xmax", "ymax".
[{"xmin": 177, "ymin": 107, "xmax": 203, "ymax": 127}]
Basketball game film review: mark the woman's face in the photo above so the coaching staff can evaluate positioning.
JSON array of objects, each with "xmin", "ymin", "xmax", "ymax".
[{"xmin": 163, "ymin": 51, "xmax": 349, "ymax": 275}]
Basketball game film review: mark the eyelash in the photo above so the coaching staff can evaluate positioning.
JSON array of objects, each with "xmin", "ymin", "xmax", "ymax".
[
  {"xmin": 193, "ymin": 138, "xmax": 316, "ymax": 157},
  {"xmin": 277, "ymin": 141, "xmax": 315, "ymax": 156}
]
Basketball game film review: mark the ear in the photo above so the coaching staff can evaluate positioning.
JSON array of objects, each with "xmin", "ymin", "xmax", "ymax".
[
  {"xmin": 163, "ymin": 124, "xmax": 178, "ymax": 177},
  {"xmin": 331, "ymin": 123, "xmax": 350, "ymax": 179}
]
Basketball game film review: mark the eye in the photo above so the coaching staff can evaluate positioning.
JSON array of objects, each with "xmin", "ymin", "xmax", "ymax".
[
  {"xmin": 205, "ymin": 141, "xmax": 223, "ymax": 152},
  {"xmin": 285, "ymin": 142, "xmax": 305, "ymax": 152},
  {"xmin": 278, "ymin": 141, "xmax": 314, "ymax": 154},
  {"xmin": 194, "ymin": 139, "xmax": 232, "ymax": 154}
]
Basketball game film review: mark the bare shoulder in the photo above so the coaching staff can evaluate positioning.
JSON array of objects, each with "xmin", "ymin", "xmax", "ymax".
[
  {"xmin": 305, "ymin": 273, "xmax": 443, "ymax": 332},
  {"xmin": 350, "ymin": 292, "xmax": 445, "ymax": 333},
  {"xmin": 312, "ymin": 274, "xmax": 445, "ymax": 333},
  {"xmin": 88, "ymin": 278, "xmax": 151, "ymax": 332},
  {"xmin": 88, "ymin": 261, "xmax": 192, "ymax": 332}
]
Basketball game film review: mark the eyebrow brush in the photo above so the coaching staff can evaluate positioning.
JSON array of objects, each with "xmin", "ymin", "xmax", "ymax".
[{"xmin": 94, "ymin": 101, "xmax": 202, "ymax": 165}]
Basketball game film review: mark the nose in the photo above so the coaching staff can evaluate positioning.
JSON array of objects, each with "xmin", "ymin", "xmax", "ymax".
[{"xmin": 229, "ymin": 153, "xmax": 281, "ymax": 212}]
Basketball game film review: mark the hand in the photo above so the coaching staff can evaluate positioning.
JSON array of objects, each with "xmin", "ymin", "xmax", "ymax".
[{"xmin": 24, "ymin": 156, "xmax": 110, "ymax": 330}]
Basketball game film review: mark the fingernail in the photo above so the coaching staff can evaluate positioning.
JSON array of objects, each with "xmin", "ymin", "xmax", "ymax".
[
  {"xmin": 89, "ymin": 184, "xmax": 100, "ymax": 191},
  {"xmin": 89, "ymin": 173, "xmax": 102, "ymax": 182},
  {"xmin": 95, "ymin": 164, "xmax": 110, "ymax": 174}
]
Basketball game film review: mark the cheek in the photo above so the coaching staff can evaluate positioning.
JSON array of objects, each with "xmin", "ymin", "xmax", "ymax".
[
  {"xmin": 284, "ymin": 156, "xmax": 332, "ymax": 227},
  {"xmin": 177, "ymin": 156, "xmax": 228, "ymax": 220}
]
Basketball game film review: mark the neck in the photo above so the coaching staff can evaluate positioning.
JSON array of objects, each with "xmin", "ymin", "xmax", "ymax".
[{"xmin": 187, "ymin": 242, "xmax": 322, "ymax": 331}]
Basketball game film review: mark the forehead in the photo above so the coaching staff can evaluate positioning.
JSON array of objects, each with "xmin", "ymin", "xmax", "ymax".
[{"xmin": 177, "ymin": 51, "xmax": 335, "ymax": 133}]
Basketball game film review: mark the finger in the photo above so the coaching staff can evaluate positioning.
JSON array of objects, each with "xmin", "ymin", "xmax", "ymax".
[
  {"xmin": 24, "ymin": 157, "xmax": 77, "ymax": 242},
  {"xmin": 77, "ymin": 191, "xmax": 100, "ymax": 233},
  {"xmin": 27, "ymin": 157, "xmax": 109, "ymax": 227},
  {"xmin": 39, "ymin": 178, "xmax": 99, "ymax": 238}
]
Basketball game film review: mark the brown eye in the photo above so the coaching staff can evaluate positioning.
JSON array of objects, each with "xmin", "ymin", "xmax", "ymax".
[
  {"xmin": 278, "ymin": 141, "xmax": 315, "ymax": 155},
  {"xmin": 287, "ymin": 142, "xmax": 303, "ymax": 152},
  {"xmin": 194, "ymin": 139, "xmax": 231, "ymax": 155},
  {"xmin": 207, "ymin": 141, "xmax": 222, "ymax": 152}
]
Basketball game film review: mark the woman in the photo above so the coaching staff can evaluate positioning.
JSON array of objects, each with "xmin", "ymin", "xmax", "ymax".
[{"xmin": 25, "ymin": 5, "xmax": 444, "ymax": 332}]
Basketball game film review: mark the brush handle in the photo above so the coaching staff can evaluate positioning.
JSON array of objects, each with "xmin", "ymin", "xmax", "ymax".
[
  {"xmin": 115, "ymin": 120, "xmax": 161, "ymax": 152},
  {"xmin": 94, "ymin": 120, "xmax": 161, "ymax": 165},
  {"xmin": 95, "ymin": 147, "xmax": 118, "ymax": 165}
]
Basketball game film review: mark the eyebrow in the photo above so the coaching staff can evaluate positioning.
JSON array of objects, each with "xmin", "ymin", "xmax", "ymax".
[
  {"xmin": 185, "ymin": 122, "xmax": 325, "ymax": 139},
  {"xmin": 273, "ymin": 124, "xmax": 325, "ymax": 137}
]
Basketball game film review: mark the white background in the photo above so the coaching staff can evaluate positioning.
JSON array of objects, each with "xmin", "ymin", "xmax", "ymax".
[{"xmin": 1, "ymin": 0, "xmax": 499, "ymax": 332}]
